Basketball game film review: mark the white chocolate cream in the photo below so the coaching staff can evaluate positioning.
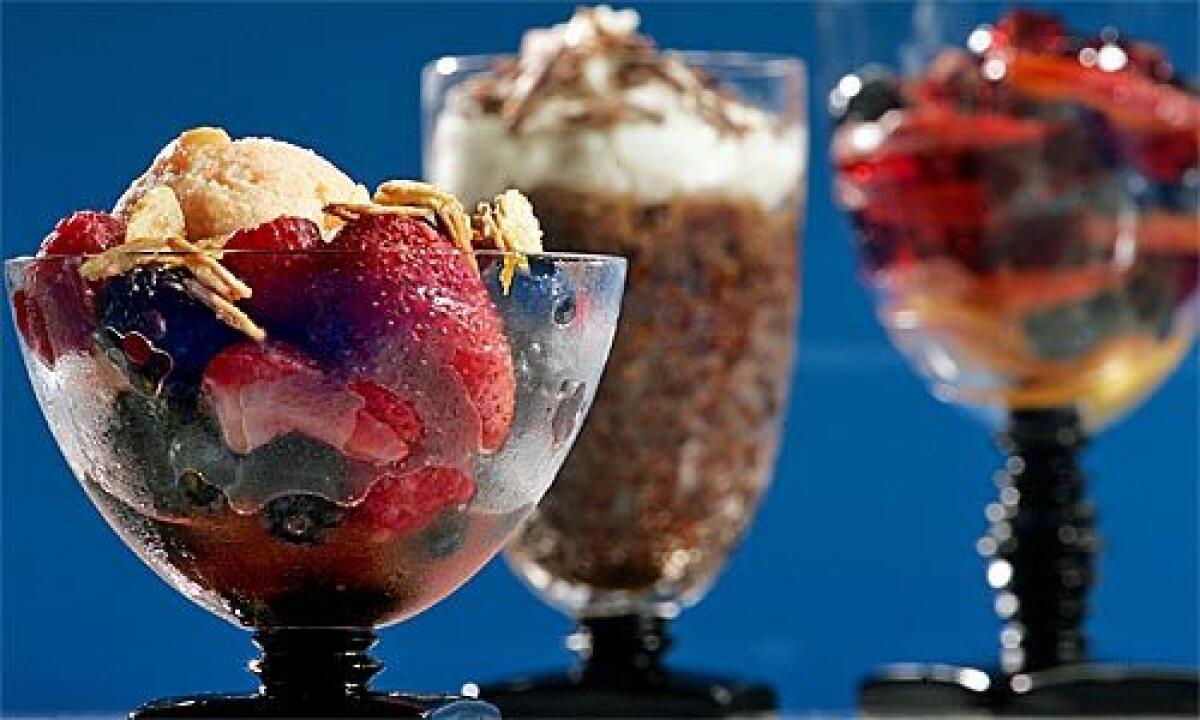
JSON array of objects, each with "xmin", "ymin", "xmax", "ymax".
[{"xmin": 428, "ymin": 7, "xmax": 806, "ymax": 208}]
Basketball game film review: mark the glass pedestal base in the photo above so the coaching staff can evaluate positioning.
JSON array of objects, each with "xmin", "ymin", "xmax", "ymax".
[
  {"xmin": 481, "ymin": 615, "xmax": 776, "ymax": 718},
  {"xmin": 129, "ymin": 628, "xmax": 498, "ymax": 720},
  {"xmin": 860, "ymin": 663, "xmax": 1199, "ymax": 716},
  {"xmin": 482, "ymin": 671, "xmax": 775, "ymax": 718},
  {"xmin": 132, "ymin": 691, "xmax": 498, "ymax": 719},
  {"xmin": 859, "ymin": 409, "xmax": 1198, "ymax": 718}
]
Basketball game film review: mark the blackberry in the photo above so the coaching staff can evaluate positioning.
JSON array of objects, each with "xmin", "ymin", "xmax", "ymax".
[{"xmin": 96, "ymin": 267, "xmax": 239, "ymax": 391}]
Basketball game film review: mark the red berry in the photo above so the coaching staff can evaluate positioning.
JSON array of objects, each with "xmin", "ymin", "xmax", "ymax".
[
  {"xmin": 222, "ymin": 217, "xmax": 324, "ymax": 328},
  {"xmin": 322, "ymin": 214, "xmax": 516, "ymax": 451},
  {"xmin": 347, "ymin": 380, "xmax": 424, "ymax": 464},
  {"xmin": 39, "ymin": 211, "xmax": 126, "ymax": 256},
  {"xmin": 352, "ymin": 467, "xmax": 475, "ymax": 535},
  {"xmin": 1115, "ymin": 128, "xmax": 1198, "ymax": 183},
  {"xmin": 202, "ymin": 342, "xmax": 420, "ymax": 464},
  {"xmin": 993, "ymin": 10, "xmax": 1070, "ymax": 55},
  {"xmin": 13, "ymin": 289, "xmax": 53, "ymax": 363},
  {"xmin": 15, "ymin": 211, "xmax": 125, "ymax": 365}
]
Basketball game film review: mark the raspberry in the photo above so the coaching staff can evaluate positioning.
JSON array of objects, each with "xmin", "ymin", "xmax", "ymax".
[
  {"xmin": 352, "ymin": 467, "xmax": 476, "ymax": 535},
  {"xmin": 15, "ymin": 211, "xmax": 126, "ymax": 365},
  {"xmin": 39, "ymin": 211, "xmax": 126, "ymax": 256},
  {"xmin": 222, "ymin": 217, "xmax": 324, "ymax": 330}
]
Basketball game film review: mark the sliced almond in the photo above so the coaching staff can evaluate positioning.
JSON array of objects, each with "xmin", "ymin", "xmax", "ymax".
[
  {"xmin": 473, "ymin": 189, "xmax": 544, "ymax": 293},
  {"xmin": 79, "ymin": 237, "xmax": 179, "ymax": 281},
  {"xmin": 323, "ymin": 202, "xmax": 434, "ymax": 223},
  {"xmin": 373, "ymin": 181, "xmax": 476, "ymax": 268},
  {"xmin": 166, "ymin": 236, "xmax": 251, "ymax": 301},
  {"xmin": 182, "ymin": 278, "xmax": 266, "ymax": 341},
  {"xmin": 126, "ymin": 186, "xmax": 186, "ymax": 243}
]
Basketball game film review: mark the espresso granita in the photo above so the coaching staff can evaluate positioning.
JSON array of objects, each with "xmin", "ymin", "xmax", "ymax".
[{"xmin": 428, "ymin": 6, "xmax": 806, "ymax": 614}]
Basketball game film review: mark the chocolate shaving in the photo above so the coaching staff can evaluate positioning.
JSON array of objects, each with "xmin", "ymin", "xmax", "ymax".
[{"xmin": 464, "ymin": 7, "xmax": 753, "ymax": 135}]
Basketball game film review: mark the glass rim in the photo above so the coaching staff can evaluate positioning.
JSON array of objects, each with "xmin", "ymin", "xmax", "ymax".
[
  {"xmin": 425, "ymin": 51, "xmax": 806, "ymax": 79},
  {"xmin": 5, "ymin": 248, "xmax": 627, "ymax": 267}
]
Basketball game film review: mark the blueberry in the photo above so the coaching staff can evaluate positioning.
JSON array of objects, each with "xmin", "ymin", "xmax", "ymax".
[
  {"xmin": 169, "ymin": 414, "xmax": 236, "ymax": 510},
  {"xmin": 416, "ymin": 511, "xmax": 469, "ymax": 559},
  {"xmin": 485, "ymin": 258, "xmax": 577, "ymax": 327},
  {"xmin": 261, "ymin": 493, "xmax": 344, "ymax": 545},
  {"xmin": 831, "ymin": 66, "xmax": 907, "ymax": 126},
  {"xmin": 237, "ymin": 434, "xmax": 349, "ymax": 502},
  {"xmin": 97, "ymin": 267, "xmax": 239, "ymax": 391}
]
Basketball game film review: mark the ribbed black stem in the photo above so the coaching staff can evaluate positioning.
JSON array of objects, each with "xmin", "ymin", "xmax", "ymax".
[
  {"xmin": 573, "ymin": 615, "xmax": 671, "ymax": 688},
  {"xmin": 251, "ymin": 628, "xmax": 383, "ymax": 703},
  {"xmin": 983, "ymin": 408, "xmax": 1097, "ymax": 675}
]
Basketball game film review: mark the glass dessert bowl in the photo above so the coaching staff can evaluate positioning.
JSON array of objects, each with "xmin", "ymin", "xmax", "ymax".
[
  {"xmin": 425, "ymin": 7, "xmax": 806, "ymax": 716},
  {"xmin": 6, "ymin": 128, "xmax": 625, "ymax": 719},
  {"xmin": 829, "ymin": 9, "xmax": 1198, "ymax": 716}
]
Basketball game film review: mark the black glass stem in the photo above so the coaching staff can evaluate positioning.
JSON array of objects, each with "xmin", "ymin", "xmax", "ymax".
[
  {"xmin": 130, "ymin": 628, "xmax": 498, "ymax": 719},
  {"xmin": 576, "ymin": 615, "xmax": 672, "ymax": 687},
  {"xmin": 481, "ymin": 614, "xmax": 776, "ymax": 718},
  {"xmin": 985, "ymin": 408, "xmax": 1094, "ymax": 674},
  {"xmin": 859, "ymin": 407, "xmax": 1199, "ymax": 716}
]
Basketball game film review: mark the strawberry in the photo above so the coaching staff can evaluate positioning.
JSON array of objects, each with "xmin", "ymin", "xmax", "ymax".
[
  {"xmin": 15, "ymin": 211, "xmax": 125, "ymax": 365},
  {"xmin": 350, "ymin": 467, "xmax": 475, "ymax": 535},
  {"xmin": 346, "ymin": 380, "xmax": 423, "ymax": 464},
  {"xmin": 202, "ymin": 342, "xmax": 420, "ymax": 465},
  {"xmin": 221, "ymin": 216, "xmax": 324, "ymax": 329},
  {"xmin": 316, "ymin": 214, "xmax": 515, "ymax": 451},
  {"xmin": 1003, "ymin": 52, "xmax": 1200, "ymax": 136}
]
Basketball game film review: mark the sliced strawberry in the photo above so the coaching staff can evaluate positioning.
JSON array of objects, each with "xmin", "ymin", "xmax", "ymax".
[
  {"xmin": 1003, "ymin": 52, "xmax": 1200, "ymax": 135},
  {"xmin": 346, "ymin": 380, "xmax": 423, "ymax": 464},
  {"xmin": 351, "ymin": 467, "xmax": 475, "ymax": 535},
  {"xmin": 16, "ymin": 211, "xmax": 125, "ymax": 365},
  {"xmin": 201, "ymin": 342, "xmax": 419, "ymax": 464},
  {"xmin": 319, "ymin": 214, "xmax": 515, "ymax": 451},
  {"xmin": 221, "ymin": 217, "xmax": 324, "ymax": 328}
]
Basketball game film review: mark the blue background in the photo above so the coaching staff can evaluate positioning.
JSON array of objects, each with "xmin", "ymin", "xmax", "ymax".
[{"xmin": 2, "ymin": 2, "xmax": 1196, "ymax": 714}]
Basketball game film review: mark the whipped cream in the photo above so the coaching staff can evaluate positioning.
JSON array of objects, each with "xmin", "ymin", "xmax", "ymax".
[{"xmin": 428, "ymin": 7, "xmax": 806, "ymax": 208}]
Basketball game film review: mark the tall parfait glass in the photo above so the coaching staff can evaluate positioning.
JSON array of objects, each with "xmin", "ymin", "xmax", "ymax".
[{"xmin": 424, "ymin": 7, "xmax": 806, "ymax": 716}]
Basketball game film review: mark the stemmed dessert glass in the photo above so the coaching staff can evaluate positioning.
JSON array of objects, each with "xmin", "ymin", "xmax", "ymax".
[
  {"xmin": 425, "ymin": 51, "xmax": 806, "ymax": 716},
  {"xmin": 6, "ymin": 249, "xmax": 625, "ymax": 719},
  {"xmin": 824, "ymin": 3, "xmax": 1198, "ymax": 715}
]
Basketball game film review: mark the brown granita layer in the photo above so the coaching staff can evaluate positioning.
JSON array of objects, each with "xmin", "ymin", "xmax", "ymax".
[{"xmin": 508, "ymin": 185, "xmax": 800, "ymax": 604}]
